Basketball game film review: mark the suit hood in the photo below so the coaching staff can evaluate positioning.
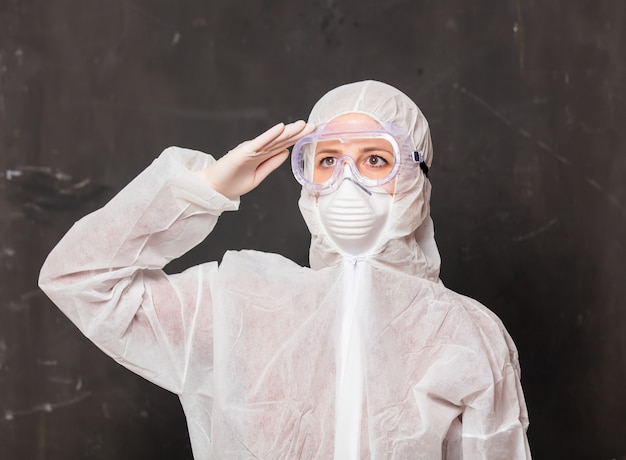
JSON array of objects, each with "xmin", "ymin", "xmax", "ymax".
[{"xmin": 298, "ymin": 80, "xmax": 441, "ymax": 281}]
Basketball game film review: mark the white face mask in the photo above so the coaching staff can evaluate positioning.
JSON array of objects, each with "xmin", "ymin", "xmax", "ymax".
[{"xmin": 317, "ymin": 178, "xmax": 393, "ymax": 257}]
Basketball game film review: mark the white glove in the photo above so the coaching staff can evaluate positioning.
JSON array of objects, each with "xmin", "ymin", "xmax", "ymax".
[{"xmin": 196, "ymin": 120, "xmax": 315, "ymax": 199}]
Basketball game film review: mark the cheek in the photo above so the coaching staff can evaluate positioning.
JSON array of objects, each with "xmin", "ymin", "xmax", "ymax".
[
  {"xmin": 383, "ymin": 178, "xmax": 397, "ymax": 195},
  {"xmin": 313, "ymin": 164, "xmax": 335, "ymax": 183}
]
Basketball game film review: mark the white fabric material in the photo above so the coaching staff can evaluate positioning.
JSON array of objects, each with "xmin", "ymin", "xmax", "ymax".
[
  {"xmin": 334, "ymin": 259, "xmax": 366, "ymax": 459},
  {"xmin": 39, "ymin": 80, "xmax": 531, "ymax": 459}
]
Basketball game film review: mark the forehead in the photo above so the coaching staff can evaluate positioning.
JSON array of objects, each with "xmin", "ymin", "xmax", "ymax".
[
  {"xmin": 314, "ymin": 136, "xmax": 395, "ymax": 153},
  {"xmin": 321, "ymin": 113, "xmax": 383, "ymax": 134}
]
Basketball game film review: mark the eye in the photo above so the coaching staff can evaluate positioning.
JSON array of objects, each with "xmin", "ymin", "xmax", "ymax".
[
  {"xmin": 319, "ymin": 157, "xmax": 337, "ymax": 168},
  {"xmin": 366, "ymin": 155, "xmax": 388, "ymax": 167}
]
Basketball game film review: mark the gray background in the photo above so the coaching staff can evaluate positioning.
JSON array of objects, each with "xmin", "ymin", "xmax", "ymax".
[{"xmin": 1, "ymin": 0, "xmax": 625, "ymax": 458}]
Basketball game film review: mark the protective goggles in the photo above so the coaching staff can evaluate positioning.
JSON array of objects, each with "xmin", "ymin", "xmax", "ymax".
[{"xmin": 291, "ymin": 124, "xmax": 427, "ymax": 194}]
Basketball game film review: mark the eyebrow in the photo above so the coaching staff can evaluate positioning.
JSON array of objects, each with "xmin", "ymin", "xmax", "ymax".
[
  {"xmin": 362, "ymin": 147, "xmax": 393, "ymax": 154},
  {"xmin": 315, "ymin": 149, "xmax": 343, "ymax": 155},
  {"xmin": 315, "ymin": 147, "xmax": 394, "ymax": 156}
]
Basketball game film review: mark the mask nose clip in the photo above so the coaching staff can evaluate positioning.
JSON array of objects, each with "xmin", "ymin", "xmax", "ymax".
[
  {"xmin": 338, "ymin": 163, "xmax": 372, "ymax": 196},
  {"xmin": 341, "ymin": 176, "xmax": 372, "ymax": 196}
]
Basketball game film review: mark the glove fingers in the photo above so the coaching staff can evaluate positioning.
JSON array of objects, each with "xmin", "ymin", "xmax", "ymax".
[
  {"xmin": 243, "ymin": 122, "xmax": 287, "ymax": 152},
  {"xmin": 246, "ymin": 121, "xmax": 314, "ymax": 156},
  {"xmin": 247, "ymin": 121, "xmax": 312, "ymax": 186},
  {"xmin": 277, "ymin": 120, "xmax": 308, "ymax": 140},
  {"xmin": 258, "ymin": 121, "xmax": 315, "ymax": 155},
  {"xmin": 254, "ymin": 149, "xmax": 290, "ymax": 184},
  {"xmin": 279, "ymin": 120, "xmax": 316, "ymax": 145}
]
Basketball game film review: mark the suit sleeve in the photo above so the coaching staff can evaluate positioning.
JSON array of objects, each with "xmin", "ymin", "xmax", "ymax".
[
  {"xmin": 461, "ymin": 337, "xmax": 531, "ymax": 459},
  {"xmin": 38, "ymin": 147, "xmax": 239, "ymax": 394}
]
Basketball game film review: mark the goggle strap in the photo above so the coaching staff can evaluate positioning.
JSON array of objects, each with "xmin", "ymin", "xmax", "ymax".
[{"xmin": 412, "ymin": 150, "xmax": 429, "ymax": 178}]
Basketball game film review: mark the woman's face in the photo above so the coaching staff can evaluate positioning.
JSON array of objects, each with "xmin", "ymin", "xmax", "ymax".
[{"xmin": 313, "ymin": 113, "xmax": 397, "ymax": 194}]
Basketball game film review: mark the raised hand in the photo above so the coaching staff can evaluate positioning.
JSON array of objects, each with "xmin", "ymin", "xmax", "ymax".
[{"xmin": 196, "ymin": 120, "xmax": 315, "ymax": 199}]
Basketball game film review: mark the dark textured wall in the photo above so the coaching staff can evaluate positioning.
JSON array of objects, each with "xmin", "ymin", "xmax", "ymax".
[{"xmin": 1, "ymin": 1, "xmax": 624, "ymax": 459}]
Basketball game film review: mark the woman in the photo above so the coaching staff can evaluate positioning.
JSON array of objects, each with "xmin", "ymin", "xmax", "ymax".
[{"xmin": 40, "ymin": 80, "xmax": 530, "ymax": 459}]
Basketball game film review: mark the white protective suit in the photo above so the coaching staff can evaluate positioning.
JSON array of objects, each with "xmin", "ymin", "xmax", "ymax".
[{"xmin": 39, "ymin": 80, "xmax": 531, "ymax": 459}]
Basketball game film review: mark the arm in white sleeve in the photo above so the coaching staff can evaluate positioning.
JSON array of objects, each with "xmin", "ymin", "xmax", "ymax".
[
  {"xmin": 461, "ymin": 360, "xmax": 531, "ymax": 459},
  {"xmin": 38, "ymin": 147, "xmax": 239, "ymax": 394}
]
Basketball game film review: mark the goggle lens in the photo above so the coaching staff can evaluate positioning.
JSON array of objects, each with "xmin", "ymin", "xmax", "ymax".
[
  {"xmin": 293, "ymin": 132, "xmax": 402, "ymax": 192},
  {"xmin": 311, "ymin": 137, "xmax": 396, "ymax": 183}
]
